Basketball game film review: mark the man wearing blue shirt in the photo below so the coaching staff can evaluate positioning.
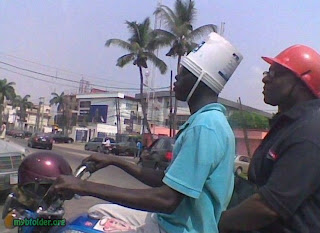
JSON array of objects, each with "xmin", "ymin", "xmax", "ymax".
[{"xmin": 52, "ymin": 32, "xmax": 243, "ymax": 233}]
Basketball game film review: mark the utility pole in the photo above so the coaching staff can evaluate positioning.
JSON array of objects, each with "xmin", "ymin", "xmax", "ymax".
[
  {"xmin": 219, "ymin": 22, "xmax": 225, "ymax": 36},
  {"xmin": 115, "ymin": 98, "xmax": 121, "ymax": 134},
  {"xmin": 238, "ymin": 97, "xmax": 251, "ymax": 157},
  {"xmin": 36, "ymin": 97, "xmax": 44, "ymax": 132},
  {"xmin": 169, "ymin": 70, "xmax": 173, "ymax": 137},
  {"xmin": 40, "ymin": 97, "xmax": 45, "ymax": 131}
]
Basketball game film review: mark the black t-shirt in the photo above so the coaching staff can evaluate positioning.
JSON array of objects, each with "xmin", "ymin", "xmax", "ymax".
[{"xmin": 248, "ymin": 99, "xmax": 320, "ymax": 233}]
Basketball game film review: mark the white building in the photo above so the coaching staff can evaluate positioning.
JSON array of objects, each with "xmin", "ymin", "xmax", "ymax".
[
  {"xmin": 4, "ymin": 103, "xmax": 51, "ymax": 132},
  {"xmin": 72, "ymin": 92, "xmax": 142, "ymax": 142}
]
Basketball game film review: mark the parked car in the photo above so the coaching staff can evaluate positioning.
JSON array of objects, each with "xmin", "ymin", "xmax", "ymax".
[
  {"xmin": 234, "ymin": 155, "xmax": 251, "ymax": 175},
  {"xmin": 138, "ymin": 137, "xmax": 175, "ymax": 170},
  {"xmin": 111, "ymin": 140, "xmax": 138, "ymax": 156},
  {"xmin": 11, "ymin": 129, "xmax": 26, "ymax": 138},
  {"xmin": 49, "ymin": 134, "xmax": 74, "ymax": 143},
  {"xmin": 5, "ymin": 129, "xmax": 14, "ymax": 136},
  {"xmin": 84, "ymin": 137, "xmax": 115, "ymax": 152},
  {"xmin": 27, "ymin": 133, "xmax": 53, "ymax": 150},
  {"xmin": 23, "ymin": 131, "xmax": 33, "ymax": 138},
  {"xmin": 0, "ymin": 139, "xmax": 30, "ymax": 194}
]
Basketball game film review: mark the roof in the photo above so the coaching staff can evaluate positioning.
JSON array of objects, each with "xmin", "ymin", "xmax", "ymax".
[{"xmin": 76, "ymin": 92, "xmax": 125, "ymax": 99}]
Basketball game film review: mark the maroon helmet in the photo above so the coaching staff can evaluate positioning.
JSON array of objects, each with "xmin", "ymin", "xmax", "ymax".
[{"xmin": 18, "ymin": 152, "xmax": 72, "ymax": 198}]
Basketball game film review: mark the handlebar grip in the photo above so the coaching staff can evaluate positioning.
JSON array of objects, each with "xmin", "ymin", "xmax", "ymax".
[{"xmin": 84, "ymin": 161, "xmax": 97, "ymax": 173}]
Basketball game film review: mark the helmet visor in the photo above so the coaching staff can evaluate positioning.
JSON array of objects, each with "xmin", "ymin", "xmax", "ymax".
[{"xmin": 262, "ymin": 56, "xmax": 299, "ymax": 77}]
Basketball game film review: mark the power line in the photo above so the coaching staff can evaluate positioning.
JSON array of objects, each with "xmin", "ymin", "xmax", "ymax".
[
  {"xmin": 0, "ymin": 60, "xmax": 170, "ymax": 91},
  {"xmin": 0, "ymin": 51, "xmax": 138, "ymax": 86},
  {"xmin": 0, "ymin": 66, "xmax": 80, "ymax": 89}
]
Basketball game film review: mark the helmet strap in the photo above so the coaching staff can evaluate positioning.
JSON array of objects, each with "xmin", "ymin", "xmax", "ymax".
[{"xmin": 186, "ymin": 71, "xmax": 206, "ymax": 102}]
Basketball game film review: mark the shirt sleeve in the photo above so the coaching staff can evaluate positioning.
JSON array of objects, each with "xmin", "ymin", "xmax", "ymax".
[
  {"xmin": 259, "ymin": 140, "xmax": 320, "ymax": 219},
  {"xmin": 163, "ymin": 125, "xmax": 223, "ymax": 199}
]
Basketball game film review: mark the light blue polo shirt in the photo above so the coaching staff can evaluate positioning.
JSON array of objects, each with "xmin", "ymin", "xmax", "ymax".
[{"xmin": 157, "ymin": 103, "xmax": 235, "ymax": 233}]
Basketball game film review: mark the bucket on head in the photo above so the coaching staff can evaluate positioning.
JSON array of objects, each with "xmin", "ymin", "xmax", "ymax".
[{"xmin": 181, "ymin": 32, "xmax": 243, "ymax": 95}]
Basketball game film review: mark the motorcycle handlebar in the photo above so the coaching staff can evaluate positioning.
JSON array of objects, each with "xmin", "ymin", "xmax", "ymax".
[
  {"xmin": 73, "ymin": 161, "xmax": 97, "ymax": 200},
  {"xmin": 74, "ymin": 161, "xmax": 97, "ymax": 178}
]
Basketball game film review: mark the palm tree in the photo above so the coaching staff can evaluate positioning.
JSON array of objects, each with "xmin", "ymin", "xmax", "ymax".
[
  {"xmin": 12, "ymin": 95, "xmax": 33, "ymax": 129},
  {"xmin": 106, "ymin": 17, "xmax": 168, "ymax": 134},
  {"xmin": 154, "ymin": 0, "xmax": 217, "ymax": 135},
  {"xmin": 50, "ymin": 92, "xmax": 66, "ymax": 132},
  {"xmin": 0, "ymin": 79, "xmax": 16, "ymax": 125},
  {"xmin": 154, "ymin": 0, "xmax": 217, "ymax": 71}
]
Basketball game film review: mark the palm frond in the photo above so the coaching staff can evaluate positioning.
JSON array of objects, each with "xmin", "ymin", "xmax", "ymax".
[
  {"xmin": 175, "ymin": 0, "xmax": 196, "ymax": 24},
  {"xmin": 153, "ymin": 29, "xmax": 176, "ymax": 42},
  {"xmin": 139, "ymin": 18, "xmax": 152, "ymax": 47},
  {"xmin": 147, "ymin": 29, "xmax": 175, "ymax": 50},
  {"xmin": 105, "ymin": 39, "xmax": 132, "ymax": 51},
  {"xmin": 116, "ymin": 53, "xmax": 135, "ymax": 67},
  {"xmin": 154, "ymin": 5, "xmax": 177, "ymax": 32},
  {"xmin": 188, "ymin": 24, "xmax": 217, "ymax": 41},
  {"xmin": 22, "ymin": 94, "xmax": 31, "ymax": 100},
  {"xmin": 145, "ymin": 52, "xmax": 168, "ymax": 74},
  {"xmin": 5, "ymin": 82, "xmax": 16, "ymax": 87},
  {"xmin": 125, "ymin": 21, "xmax": 141, "ymax": 43}
]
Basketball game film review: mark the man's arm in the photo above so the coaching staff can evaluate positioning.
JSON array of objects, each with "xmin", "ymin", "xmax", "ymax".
[
  {"xmin": 219, "ymin": 193, "xmax": 279, "ymax": 232},
  {"xmin": 54, "ymin": 175, "xmax": 184, "ymax": 214},
  {"xmin": 83, "ymin": 153, "xmax": 165, "ymax": 187},
  {"xmin": 109, "ymin": 157, "xmax": 165, "ymax": 187}
]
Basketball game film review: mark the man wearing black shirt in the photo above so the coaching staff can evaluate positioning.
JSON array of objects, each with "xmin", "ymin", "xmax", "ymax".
[{"xmin": 219, "ymin": 45, "xmax": 320, "ymax": 233}]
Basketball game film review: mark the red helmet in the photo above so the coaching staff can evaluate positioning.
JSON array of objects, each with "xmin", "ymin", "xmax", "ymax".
[
  {"xmin": 262, "ymin": 45, "xmax": 320, "ymax": 98},
  {"xmin": 18, "ymin": 152, "xmax": 72, "ymax": 198}
]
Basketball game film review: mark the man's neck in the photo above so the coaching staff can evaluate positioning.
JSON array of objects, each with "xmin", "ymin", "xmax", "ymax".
[{"xmin": 188, "ymin": 95, "xmax": 218, "ymax": 114}]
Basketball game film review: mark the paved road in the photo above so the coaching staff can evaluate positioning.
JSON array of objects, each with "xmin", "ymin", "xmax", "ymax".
[{"xmin": 0, "ymin": 137, "xmax": 148, "ymax": 233}]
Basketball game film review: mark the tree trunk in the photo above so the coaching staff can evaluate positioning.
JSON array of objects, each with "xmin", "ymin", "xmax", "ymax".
[
  {"xmin": 20, "ymin": 107, "xmax": 25, "ymax": 130},
  {"xmin": 0, "ymin": 105, "xmax": 3, "ymax": 126},
  {"xmin": 172, "ymin": 55, "xmax": 182, "ymax": 137},
  {"xmin": 62, "ymin": 108, "xmax": 66, "ymax": 135},
  {"xmin": 0, "ymin": 96, "xmax": 4, "ymax": 126},
  {"xmin": 139, "ymin": 67, "xmax": 152, "ymax": 134}
]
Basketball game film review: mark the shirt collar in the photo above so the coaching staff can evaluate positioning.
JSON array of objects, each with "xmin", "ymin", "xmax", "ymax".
[
  {"xmin": 178, "ymin": 103, "xmax": 226, "ymax": 131},
  {"xmin": 270, "ymin": 99, "xmax": 320, "ymax": 125}
]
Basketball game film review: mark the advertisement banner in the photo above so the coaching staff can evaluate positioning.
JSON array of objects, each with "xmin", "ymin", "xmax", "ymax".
[{"xmin": 89, "ymin": 105, "xmax": 108, "ymax": 123}]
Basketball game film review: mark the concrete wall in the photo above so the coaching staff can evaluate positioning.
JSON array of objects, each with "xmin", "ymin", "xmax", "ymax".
[{"xmin": 233, "ymin": 129, "xmax": 268, "ymax": 157}]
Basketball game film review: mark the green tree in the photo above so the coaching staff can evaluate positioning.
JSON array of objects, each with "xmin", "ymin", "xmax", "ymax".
[
  {"xmin": 50, "ymin": 92, "xmax": 66, "ymax": 132},
  {"xmin": 0, "ymin": 79, "xmax": 16, "ymax": 125},
  {"xmin": 106, "ymin": 17, "xmax": 167, "ymax": 134},
  {"xmin": 12, "ymin": 94, "xmax": 33, "ymax": 129},
  {"xmin": 228, "ymin": 111, "xmax": 270, "ymax": 130},
  {"xmin": 154, "ymin": 0, "xmax": 217, "ymax": 134}
]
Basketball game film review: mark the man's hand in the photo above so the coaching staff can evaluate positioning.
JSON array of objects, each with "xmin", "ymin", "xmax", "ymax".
[
  {"xmin": 51, "ymin": 175, "xmax": 84, "ymax": 200},
  {"xmin": 81, "ymin": 153, "xmax": 118, "ymax": 172}
]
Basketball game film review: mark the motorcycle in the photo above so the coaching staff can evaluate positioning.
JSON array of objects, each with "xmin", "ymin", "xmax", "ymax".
[{"xmin": 2, "ymin": 158, "xmax": 127, "ymax": 233}]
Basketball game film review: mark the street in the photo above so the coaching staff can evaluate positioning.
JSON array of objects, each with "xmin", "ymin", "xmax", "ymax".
[{"xmin": 0, "ymin": 137, "xmax": 149, "ymax": 233}]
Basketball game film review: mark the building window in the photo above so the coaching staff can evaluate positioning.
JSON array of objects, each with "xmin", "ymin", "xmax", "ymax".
[
  {"xmin": 137, "ymin": 116, "xmax": 142, "ymax": 125},
  {"xmin": 176, "ymin": 115, "xmax": 189, "ymax": 128},
  {"xmin": 165, "ymin": 119, "xmax": 169, "ymax": 126},
  {"xmin": 80, "ymin": 101, "xmax": 91, "ymax": 108}
]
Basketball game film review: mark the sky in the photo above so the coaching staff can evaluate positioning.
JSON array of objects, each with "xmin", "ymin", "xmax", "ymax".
[{"xmin": 1, "ymin": 0, "xmax": 320, "ymax": 114}]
